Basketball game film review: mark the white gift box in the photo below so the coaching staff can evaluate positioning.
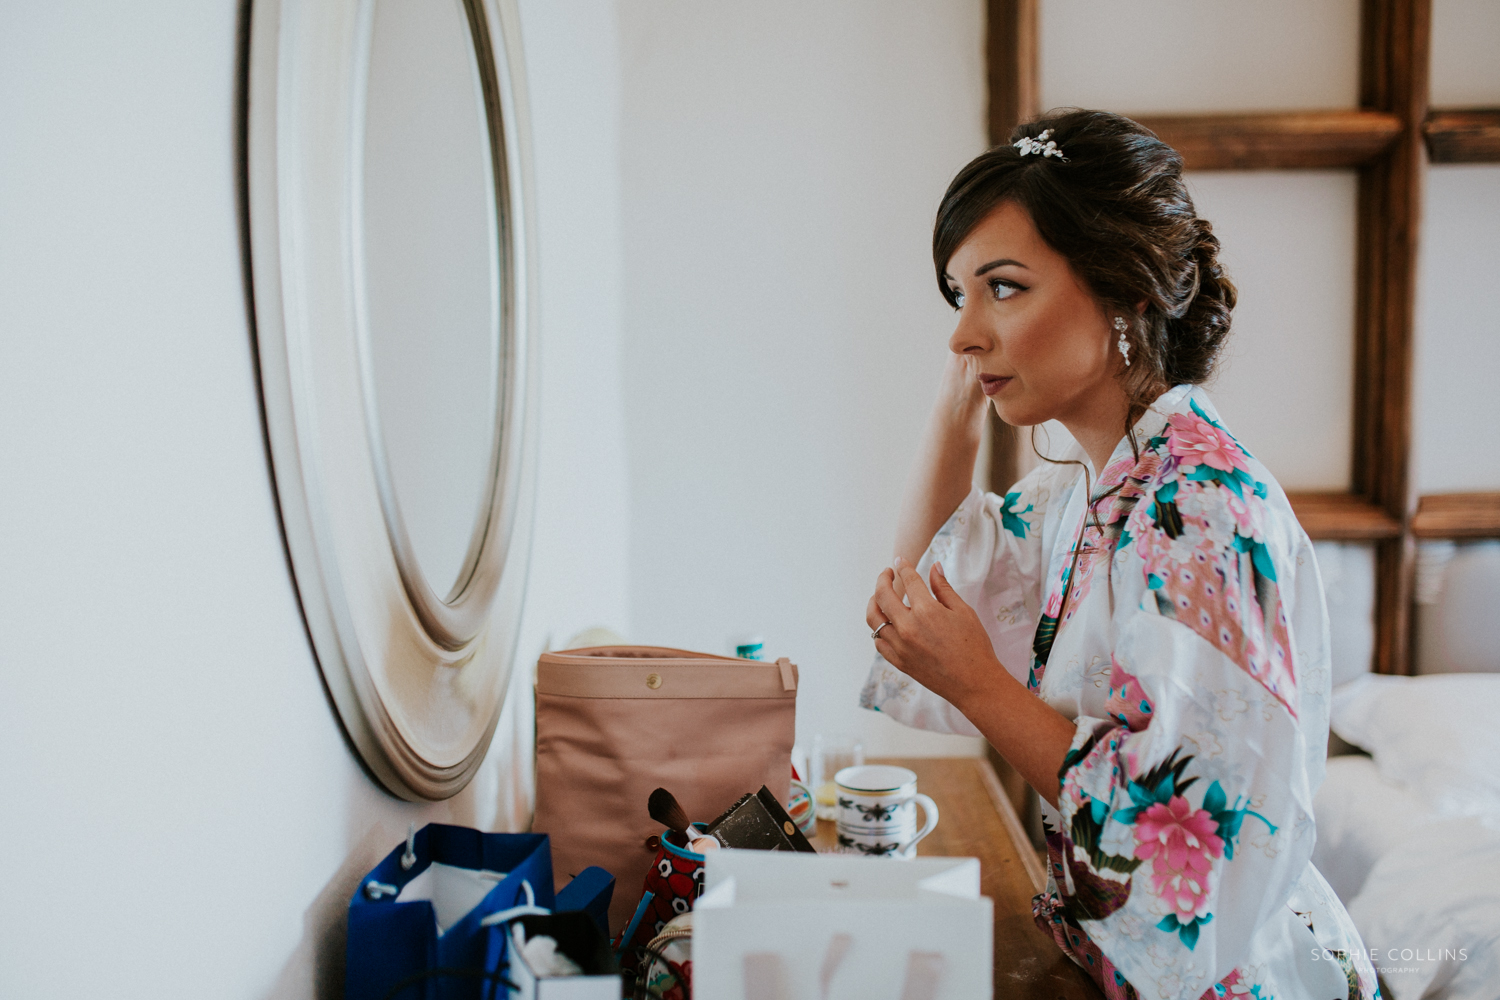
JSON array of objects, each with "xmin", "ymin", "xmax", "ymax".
[
  {"xmin": 506, "ymin": 915, "xmax": 620, "ymax": 1000},
  {"xmin": 694, "ymin": 851, "xmax": 993, "ymax": 1000}
]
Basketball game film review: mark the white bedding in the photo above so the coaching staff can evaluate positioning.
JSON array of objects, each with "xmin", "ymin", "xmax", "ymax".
[
  {"xmin": 1331, "ymin": 673, "xmax": 1500, "ymax": 819},
  {"xmin": 1347, "ymin": 818, "xmax": 1500, "ymax": 1000},
  {"xmin": 1312, "ymin": 755, "xmax": 1433, "ymax": 902},
  {"xmin": 1315, "ymin": 674, "xmax": 1500, "ymax": 1000}
]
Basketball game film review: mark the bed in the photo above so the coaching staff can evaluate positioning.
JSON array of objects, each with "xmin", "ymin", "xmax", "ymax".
[{"xmin": 1310, "ymin": 540, "xmax": 1500, "ymax": 1000}]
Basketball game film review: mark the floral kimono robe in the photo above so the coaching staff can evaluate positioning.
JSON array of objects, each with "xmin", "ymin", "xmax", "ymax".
[{"xmin": 861, "ymin": 385, "xmax": 1379, "ymax": 1000}]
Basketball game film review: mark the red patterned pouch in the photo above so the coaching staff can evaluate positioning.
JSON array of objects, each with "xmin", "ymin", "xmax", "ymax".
[{"xmin": 616, "ymin": 825, "xmax": 707, "ymax": 979}]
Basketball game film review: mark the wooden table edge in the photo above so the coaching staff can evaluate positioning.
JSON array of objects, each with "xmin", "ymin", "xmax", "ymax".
[{"xmin": 972, "ymin": 755, "xmax": 1047, "ymax": 893}]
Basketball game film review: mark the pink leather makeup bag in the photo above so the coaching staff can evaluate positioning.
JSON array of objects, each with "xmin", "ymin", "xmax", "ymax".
[{"xmin": 531, "ymin": 646, "xmax": 798, "ymax": 936}]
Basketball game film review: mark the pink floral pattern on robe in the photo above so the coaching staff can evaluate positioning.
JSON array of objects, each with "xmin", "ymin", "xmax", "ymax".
[{"xmin": 1134, "ymin": 797, "xmax": 1224, "ymax": 924}]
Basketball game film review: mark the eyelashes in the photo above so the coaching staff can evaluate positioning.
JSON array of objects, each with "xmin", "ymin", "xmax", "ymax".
[
  {"xmin": 949, "ymin": 279, "xmax": 1028, "ymax": 311},
  {"xmin": 989, "ymin": 278, "xmax": 1024, "ymax": 300}
]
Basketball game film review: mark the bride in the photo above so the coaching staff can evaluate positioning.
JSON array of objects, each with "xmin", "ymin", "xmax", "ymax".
[{"xmin": 862, "ymin": 109, "xmax": 1378, "ymax": 1000}]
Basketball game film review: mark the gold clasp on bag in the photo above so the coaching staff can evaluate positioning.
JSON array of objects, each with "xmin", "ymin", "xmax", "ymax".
[{"xmin": 646, "ymin": 673, "xmax": 663, "ymax": 690}]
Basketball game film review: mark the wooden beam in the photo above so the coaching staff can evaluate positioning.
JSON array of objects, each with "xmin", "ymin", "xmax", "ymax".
[
  {"xmin": 986, "ymin": 0, "xmax": 1038, "ymax": 145},
  {"xmin": 1134, "ymin": 111, "xmax": 1402, "ymax": 171},
  {"xmin": 1355, "ymin": 0, "xmax": 1430, "ymax": 675},
  {"xmin": 1424, "ymin": 109, "xmax": 1500, "ymax": 163},
  {"xmin": 1287, "ymin": 491, "xmax": 1402, "ymax": 540},
  {"xmin": 1413, "ymin": 492, "xmax": 1500, "ymax": 538}
]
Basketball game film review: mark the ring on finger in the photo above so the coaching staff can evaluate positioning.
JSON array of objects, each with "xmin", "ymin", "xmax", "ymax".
[{"xmin": 871, "ymin": 621, "xmax": 893, "ymax": 639}]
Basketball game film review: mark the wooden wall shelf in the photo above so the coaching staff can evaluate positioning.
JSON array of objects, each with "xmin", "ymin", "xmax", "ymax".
[
  {"xmin": 1412, "ymin": 491, "xmax": 1500, "ymax": 538},
  {"xmin": 1287, "ymin": 491, "xmax": 1403, "ymax": 540},
  {"xmin": 1133, "ymin": 111, "xmax": 1402, "ymax": 171},
  {"xmin": 1424, "ymin": 109, "xmax": 1500, "ymax": 164}
]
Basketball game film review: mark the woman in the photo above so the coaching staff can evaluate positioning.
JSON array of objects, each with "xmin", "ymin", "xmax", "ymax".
[{"xmin": 861, "ymin": 110, "xmax": 1378, "ymax": 1000}]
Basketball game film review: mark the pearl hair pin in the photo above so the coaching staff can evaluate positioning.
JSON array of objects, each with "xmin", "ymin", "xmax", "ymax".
[{"xmin": 1014, "ymin": 128, "xmax": 1068, "ymax": 161}]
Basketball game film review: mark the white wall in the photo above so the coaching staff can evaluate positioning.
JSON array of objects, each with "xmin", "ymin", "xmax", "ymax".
[
  {"xmin": 1186, "ymin": 171, "xmax": 1358, "ymax": 490},
  {"xmin": 1415, "ymin": 0, "xmax": 1500, "ymax": 493},
  {"xmin": 1432, "ymin": 0, "xmax": 1500, "ymax": 108},
  {"xmin": 1413, "ymin": 165, "xmax": 1500, "ymax": 493},
  {"xmin": 616, "ymin": 0, "xmax": 989, "ymax": 757},
  {"xmin": 1040, "ymin": 0, "xmax": 1360, "ymax": 114},
  {"xmin": 0, "ymin": 1, "xmax": 629, "ymax": 996}
]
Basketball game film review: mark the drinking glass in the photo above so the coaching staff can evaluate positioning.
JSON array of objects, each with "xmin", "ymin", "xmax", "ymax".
[{"xmin": 811, "ymin": 734, "xmax": 865, "ymax": 820}]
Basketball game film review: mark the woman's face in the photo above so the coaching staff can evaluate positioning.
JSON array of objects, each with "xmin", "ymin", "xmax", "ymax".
[{"xmin": 944, "ymin": 199, "xmax": 1121, "ymax": 428}]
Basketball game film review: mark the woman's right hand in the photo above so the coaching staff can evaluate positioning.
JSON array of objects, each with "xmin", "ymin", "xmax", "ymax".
[{"xmin": 935, "ymin": 352, "xmax": 988, "ymax": 432}]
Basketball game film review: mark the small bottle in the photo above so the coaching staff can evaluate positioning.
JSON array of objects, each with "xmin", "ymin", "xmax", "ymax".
[{"xmin": 730, "ymin": 633, "xmax": 765, "ymax": 660}]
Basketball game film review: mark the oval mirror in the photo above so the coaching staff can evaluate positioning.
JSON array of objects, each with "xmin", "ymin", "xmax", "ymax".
[{"xmin": 245, "ymin": 0, "xmax": 538, "ymax": 800}]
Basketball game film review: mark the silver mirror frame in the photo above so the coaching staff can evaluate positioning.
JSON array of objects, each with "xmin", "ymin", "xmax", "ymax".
[{"xmin": 244, "ymin": 0, "xmax": 539, "ymax": 800}]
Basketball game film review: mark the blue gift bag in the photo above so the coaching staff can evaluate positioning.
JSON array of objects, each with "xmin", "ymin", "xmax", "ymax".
[{"xmin": 345, "ymin": 824, "xmax": 613, "ymax": 1000}]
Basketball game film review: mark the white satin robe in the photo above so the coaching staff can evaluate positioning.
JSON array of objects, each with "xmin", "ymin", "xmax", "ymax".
[{"xmin": 861, "ymin": 386, "xmax": 1379, "ymax": 1000}]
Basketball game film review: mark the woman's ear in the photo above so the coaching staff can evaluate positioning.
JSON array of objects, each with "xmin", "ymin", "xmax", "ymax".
[{"xmin": 1134, "ymin": 299, "xmax": 1148, "ymax": 315}]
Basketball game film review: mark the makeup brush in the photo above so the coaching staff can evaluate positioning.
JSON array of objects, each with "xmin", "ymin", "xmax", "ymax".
[
  {"xmin": 648, "ymin": 787, "xmax": 722, "ymax": 852},
  {"xmin": 648, "ymin": 787, "xmax": 692, "ymax": 846}
]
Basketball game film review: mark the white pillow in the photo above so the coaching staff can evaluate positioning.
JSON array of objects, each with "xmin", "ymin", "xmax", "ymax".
[
  {"xmin": 1348, "ymin": 818, "xmax": 1500, "ymax": 1000},
  {"xmin": 1312, "ymin": 755, "xmax": 1434, "ymax": 902},
  {"xmin": 1331, "ymin": 674, "xmax": 1500, "ymax": 819}
]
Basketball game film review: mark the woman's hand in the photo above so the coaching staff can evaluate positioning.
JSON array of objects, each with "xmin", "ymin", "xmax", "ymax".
[
  {"xmin": 865, "ymin": 556, "xmax": 1001, "ymax": 711},
  {"xmin": 935, "ymin": 352, "xmax": 987, "ymax": 430},
  {"xmin": 865, "ymin": 555, "xmax": 1076, "ymax": 808}
]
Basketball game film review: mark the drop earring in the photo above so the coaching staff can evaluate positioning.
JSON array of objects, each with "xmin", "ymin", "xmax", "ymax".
[{"xmin": 1113, "ymin": 316, "xmax": 1131, "ymax": 366}]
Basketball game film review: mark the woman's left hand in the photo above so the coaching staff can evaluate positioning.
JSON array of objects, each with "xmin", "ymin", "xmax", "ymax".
[{"xmin": 865, "ymin": 557, "xmax": 1002, "ymax": 710}]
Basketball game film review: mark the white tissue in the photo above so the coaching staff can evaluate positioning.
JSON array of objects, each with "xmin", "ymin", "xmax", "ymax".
[
  {"xmin": 392, "ymin": 863, "xmax": 507, "ymax": 936},
  {"xmin": 520, "ymin": 934, "xmax": 584, "ymax": 978}
]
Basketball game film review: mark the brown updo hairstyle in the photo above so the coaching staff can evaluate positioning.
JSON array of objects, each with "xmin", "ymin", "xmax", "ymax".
[{"xmin": 933, "ymin": 109, "xmax": 1236, "ymax": 441}]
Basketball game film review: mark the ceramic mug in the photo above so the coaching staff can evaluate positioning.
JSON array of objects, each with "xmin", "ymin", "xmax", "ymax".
[{"xmin": 834, "ymin": 764, "xmax": 938, "ymax": 858}]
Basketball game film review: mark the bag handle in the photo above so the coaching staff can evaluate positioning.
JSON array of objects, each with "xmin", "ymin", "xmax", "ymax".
[
  {"xmin": 478, "ymin": 880, "xmax": 552, "ymax": 927},
  {"xmin": 776, "ymin": 657, "xmax": 796, "ymax": 692}
]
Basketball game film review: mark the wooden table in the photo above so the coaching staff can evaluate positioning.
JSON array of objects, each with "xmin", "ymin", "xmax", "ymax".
[{"xmin": 810, "ymin": 757, "xmax": 1101, "ymax": 999}]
